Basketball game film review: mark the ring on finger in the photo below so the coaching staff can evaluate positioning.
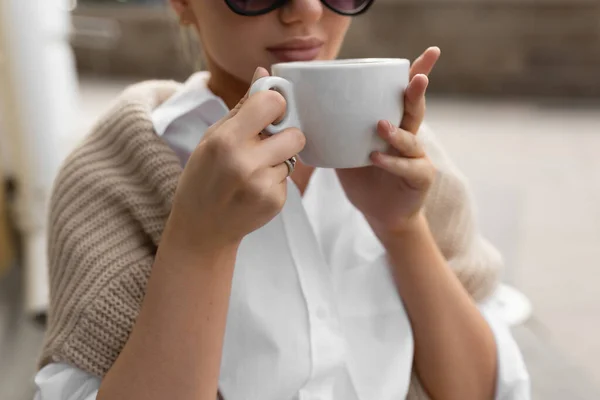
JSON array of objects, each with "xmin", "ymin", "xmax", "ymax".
[{"xmin": 284, "ymin": 156, "xmax": 297, "ymax": 177}]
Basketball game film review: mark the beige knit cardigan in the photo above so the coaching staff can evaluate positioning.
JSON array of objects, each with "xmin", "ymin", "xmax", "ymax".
[{"xmin": 40, "ymin": 80, "xmax": 502, "ymax": 399}]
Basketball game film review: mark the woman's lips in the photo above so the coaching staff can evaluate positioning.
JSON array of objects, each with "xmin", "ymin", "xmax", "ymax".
[
  {"xmin": 267, "ymin": 38, "xmax": 324, "ymax": 62},
  {"xmin": 268, "ymin": 46, "xmax": 322, "ymax": 62}
]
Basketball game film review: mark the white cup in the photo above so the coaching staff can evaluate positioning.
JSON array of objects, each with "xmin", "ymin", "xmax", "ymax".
[{"xmin": 249, "ymin": 58, "xmax": 410, "ymax": 168}]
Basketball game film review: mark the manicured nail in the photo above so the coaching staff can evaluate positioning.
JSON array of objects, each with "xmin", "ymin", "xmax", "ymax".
[
  {"xmin": 416, "ymin": 73, "xmax": 429, "ymax": 82},
  {"xmin": 372, "ymin": 151, "xmax": 392, "ymax": 166},
  {"xmin": 252, "ymin": 67, "xmax": 261, "ymax": 81},
  {"xmin": 386, "ymin": 120, "xmax": 395, "ymax": 134}
]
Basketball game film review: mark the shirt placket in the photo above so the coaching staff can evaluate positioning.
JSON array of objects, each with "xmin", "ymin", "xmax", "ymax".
[{"xmin": 281, "ymin": 183, "xmax": 349, "ymax": 400}]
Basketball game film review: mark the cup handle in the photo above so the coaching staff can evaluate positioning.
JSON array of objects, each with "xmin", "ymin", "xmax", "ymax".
[{"xmin": 249, "ymin": 76, "xmax": 300, "ymax": 135}]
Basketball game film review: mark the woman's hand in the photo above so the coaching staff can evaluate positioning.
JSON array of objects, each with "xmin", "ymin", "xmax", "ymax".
[
  {"xmin": 100, "ymin": 69, "xmax": 305, "ymax": 400},
  {"xmin": 336, "ymin": 47, "xmax": 441, "ymax": 237},
  {"xmin": 167, "ymin": 67, "xmax": 306, "ymax": 253}
]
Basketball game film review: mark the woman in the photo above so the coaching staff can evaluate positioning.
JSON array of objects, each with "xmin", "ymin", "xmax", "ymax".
[{"xmin": 35, "ymin": 0, "xmax": 530, "ymax": 399}]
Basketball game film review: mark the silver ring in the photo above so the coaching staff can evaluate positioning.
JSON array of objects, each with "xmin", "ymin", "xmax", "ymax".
[{"xmin": 284, "ymin": 156, "xmax": 297, "ymax": 177}]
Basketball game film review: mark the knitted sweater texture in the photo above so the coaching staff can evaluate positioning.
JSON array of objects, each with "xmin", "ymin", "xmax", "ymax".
[{"xmin": 40, "ymin": 80, "xmax": 502, "ymax": 399}]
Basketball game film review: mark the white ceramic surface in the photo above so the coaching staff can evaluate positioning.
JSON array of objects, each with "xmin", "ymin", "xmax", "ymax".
[{"xmin": 250, "ymin": 58, "xmax": 410, "ymax": 168}]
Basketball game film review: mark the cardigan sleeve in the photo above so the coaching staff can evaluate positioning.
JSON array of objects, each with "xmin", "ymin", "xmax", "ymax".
[
  {"xmin": 38, "ymin": 92, "xmax": 183, "ymax": 377},
  {"xmin": 419, "ymin": 123, "xmax": 503, "ymax": 301}
]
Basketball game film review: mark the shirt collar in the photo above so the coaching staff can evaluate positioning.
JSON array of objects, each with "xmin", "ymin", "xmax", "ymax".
[{"xmin": 151, "ymin": 71, "xmax": 229, "ymax": 137}]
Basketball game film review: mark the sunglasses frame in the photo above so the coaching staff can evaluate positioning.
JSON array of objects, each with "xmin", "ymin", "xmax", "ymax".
[{"xmin": 224, "ymin": 0, "xmax": 375, "ymax": 17}]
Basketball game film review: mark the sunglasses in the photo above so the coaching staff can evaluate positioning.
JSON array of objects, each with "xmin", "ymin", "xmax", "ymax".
[{"xmin": 224, "ymin": 0, "xmax": 375, "ymax": 17}]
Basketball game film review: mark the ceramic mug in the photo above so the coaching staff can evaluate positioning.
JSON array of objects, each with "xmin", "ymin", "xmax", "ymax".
[{"xmin": 249, "ymin": 58, "xmax": 410, "ymax": 168}]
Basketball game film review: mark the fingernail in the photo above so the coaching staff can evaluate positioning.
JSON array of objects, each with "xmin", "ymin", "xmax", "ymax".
[
  {"xmin": 413, "ymin": 74, "xmax": 429, "ymax": 91},
  {"xmin": 386, "ymin": 120, "xmax": 395, "ymax": 133},
  {"xmin": 252, "ymin": 67, "xmax": 261, "ymax": 81},
  {"xmin": 372, "ymin": 151, "xmax": 390, "ymax": 165}
]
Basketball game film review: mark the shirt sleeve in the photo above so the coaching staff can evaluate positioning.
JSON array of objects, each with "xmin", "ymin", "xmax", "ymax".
[
  {"xmin": 478, "ymin": 304, "xmax": 531, "ymax": 400},
  {"xmin": 34, "ymin": 363, "xmax": 99, "ymax": 400}
]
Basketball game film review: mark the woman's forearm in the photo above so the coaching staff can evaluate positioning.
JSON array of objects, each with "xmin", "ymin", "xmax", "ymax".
[
  {"xmin": 97, "ymin": 217, "xmax": 239, "ymax": 400},
  {"xmin": 380, "ymin": 213, "xmax": 497, "ymax": 400}
]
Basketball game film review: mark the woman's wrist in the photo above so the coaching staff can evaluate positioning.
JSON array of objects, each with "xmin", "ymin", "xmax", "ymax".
[
  {"xmin": 101, "ymin": 213, "xmax": 238, "ymax": 400},
  {"xmin": 376, "ymin": 212, "xmax": 446, "ymax": 281},
  {"xmin": 160, "ymin": 208, "xmax": 241, "ymax": 271},
  {"xmin": 372, "ymin": 211, "xmax": 429, "ymax": 248}
]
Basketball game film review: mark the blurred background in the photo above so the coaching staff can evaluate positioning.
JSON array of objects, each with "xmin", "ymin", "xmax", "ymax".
[{"xmin": 1, "ymin": 0, "xmax": 599, "ymax": 398}]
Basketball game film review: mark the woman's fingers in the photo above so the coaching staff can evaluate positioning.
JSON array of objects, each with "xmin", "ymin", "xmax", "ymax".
[
  {"xmin": 401, "ymin": 74, "xmax": 429, "ymax": 134},
  {"xmin": 370, "ymin": 152, "xmax": 435, "ymax": 191},
  {"xmin": 252, "ymin": 127, "xmax": 305, "ymax": 167},
  {"xmin": 224, "ymin": 89, "xmax": 288, "ymax": 140},
  {"xmin": 400, "ymin": 46, "xmax": 440, "ymax": 134},
  {"xmin": 209, "ymin": 67, "xmax": 269, "ymax": 134},
  {"xmin": 269, "ymin": 161, "xmax": 293, "ymax": 183},
  {"xmin": 378, "ymin": 120, "xmax": 425, "ymax": 158},
  {"xmin": 410, "ymin": 46, "xmax": 441, "ymax": 80},
  {"xmin": 227, "ymin": 68, "xmax": 269, "ymax": 120}
]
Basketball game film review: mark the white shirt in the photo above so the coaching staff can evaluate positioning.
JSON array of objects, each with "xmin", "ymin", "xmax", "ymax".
[{"xmin": 34, "ymin": 72, "xmax": 530, "ymax": 400}]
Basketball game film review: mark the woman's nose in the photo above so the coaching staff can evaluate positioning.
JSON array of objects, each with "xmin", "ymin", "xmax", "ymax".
[{"xmin": 280, "ymin": 0, "xmax": 324, "ymax": 25}]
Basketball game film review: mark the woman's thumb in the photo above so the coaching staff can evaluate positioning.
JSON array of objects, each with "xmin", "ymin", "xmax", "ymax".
[
  {"xmin": 208, "ymin": 67, "xmax": 269, "ymax": 134},
  {"xmin": 228, "ymin": 67, "xmax": 270, "ymax": 118}
]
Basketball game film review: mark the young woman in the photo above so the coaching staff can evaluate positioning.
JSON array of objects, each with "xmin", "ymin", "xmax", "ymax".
[{"xmin": 35, "ymin": 1, "xmax": 530, "ymax": 399}]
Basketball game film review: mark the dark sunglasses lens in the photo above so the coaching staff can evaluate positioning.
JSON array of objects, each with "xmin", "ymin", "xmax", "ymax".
[
  {"xmin": 227, "ymin": 0, "xmax": 278, "ymax": 14},
  {"xmin": 324, "ymin": 0, "xmax": 372, "ymax": 14}
]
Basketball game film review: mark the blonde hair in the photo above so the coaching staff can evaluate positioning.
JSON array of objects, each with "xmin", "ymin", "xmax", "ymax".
[
  {"xmin": 179, "ymin": 24, "xmax": 204, "ymax": 71},
  {"xmin": 170, "ymin": 8, "xmax": 204, "ymax": 72}
]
